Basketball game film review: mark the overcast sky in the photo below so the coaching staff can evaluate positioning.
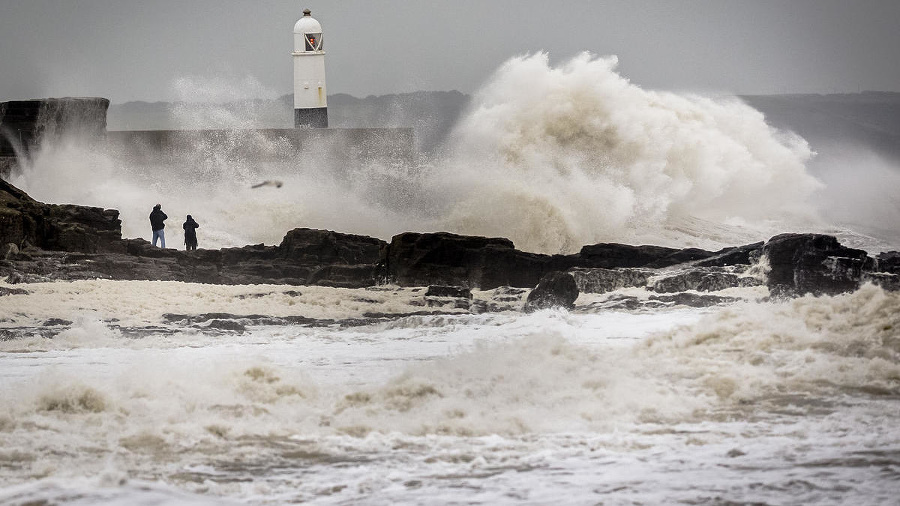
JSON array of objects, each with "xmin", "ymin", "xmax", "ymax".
[{"xmin": 1, "ymin": 0, "xmax": 899, "ymax": 104}]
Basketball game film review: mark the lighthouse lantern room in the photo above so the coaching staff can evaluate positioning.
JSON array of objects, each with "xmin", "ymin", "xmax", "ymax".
[{"xmin": 292, "ymin": 9, "xmax": 327, "ymax": 128}]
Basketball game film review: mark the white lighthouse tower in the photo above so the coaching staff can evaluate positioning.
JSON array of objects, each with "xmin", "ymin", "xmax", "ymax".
[{"xmin": 292, "ymin": 9, "xmax": 327, "ymax": 128}]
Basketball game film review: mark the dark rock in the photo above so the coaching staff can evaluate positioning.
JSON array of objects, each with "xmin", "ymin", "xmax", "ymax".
[
  {"xmin": 875, "ymin": 251, "xmax": 900, "ymax": 274},
  {"xmin": 490, "ymin": 286, "xmax": 529, "ymax": 303},
  {"xmin": 644, "ymin": 248, "xmax": 716, "ymax": 268},
  {"xmin": 307, "ymin": 264, "xmax": 380, "ymax": 288},
  {"xmin": 763, "ymin": 233, "xmax": 872, "ymax": 296},
  {"xmin": 42, "ymin": 318, "xmax": 71, "ymax": 326},
  {"xmin": 423, "ymin": 285, "xmax": 473, "ymax": 310},
  {"xmin": 569, "ymin": 267, "xmax": 651, "ymax": 293},
  {"xmin": 577, "ymin": 243, "xmax": 716, "ymax": 269},
  {"xmin": 235, "ymin": 290, "xmax": 302, "ymax": 299},
  {"xmin": 1, "ymin": 178, "xmax": 123, "ymax": 254},
  {"xmin": 523, "ymin": 271, "xmax": 579, "ymax": 313},
  {"xmin": 649, "ymin": 268, "xmax": 762, "ymax": 293},
  {"xmin": 649, "ymin": 293, "xmax": 740, "ymax": 307},
  {"xmin": 579, "ymin": 243, "xmax": 682, "ymax": 268},
  {"xmin": 0, "ymin": 286, "xmax": 28, "ymax": 296},
  {"xmin": 279, "ymin": 228, "xmax": 385, "ymax": 265},
  {"xmin": 385, "ymin": 232, "xmax": 549, "ymax": 289},
  {"xmin": 5, "ymin": 272, "xmax": 25, "ymax": 284},
  {"xmin": 1, "ymin": 243, "xmax": 18, "ymax": 260},
  {"xmin": 204, "ymin": 320, "xmax": 246, "ymax": 333},
  {"xmin": 425, "ymin": 297, "xmax": 470, "ymax": 310},
  {"xmin": 695, "ymin": 242, "xmax": 764, "ymax": 267},
  {"xmin": 864, "ymin": 272, "xmax": 900, "ymax": 291},
  {"xmin": 696, "ymin": 273, "xmax": 762, "ymax": 292},
  {"xmin": 580, "ymin": 294, "xmax": 643, "ymax": 311},
  {"xmin": 650, "ymin": 270, "xmax": 709, "ymax": 293},
  {"xmin": 425, "ymin": 285, "xmax": 472, "ymax": 298}
]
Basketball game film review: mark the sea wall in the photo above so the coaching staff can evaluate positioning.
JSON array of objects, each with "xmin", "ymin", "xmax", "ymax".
[
  {"xmin": 0, "ymin": 97, "xmax": 110, "ymax": 177},
  {"xmin": 105, "ymin": 127, "xmax": 415, "ymax": 169},
  {"xmin": 1, "ymin": 97, "xmax": 417, "ymax": 179}
]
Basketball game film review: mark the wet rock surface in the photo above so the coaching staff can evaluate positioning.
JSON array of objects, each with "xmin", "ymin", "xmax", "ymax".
[
  {"xmin": 763, "ymin": 233, "xmax": 874, "ymax": 296},
  {"xmin": 524, "ymin": 271, "xmax": 579, "ymax": 312}
]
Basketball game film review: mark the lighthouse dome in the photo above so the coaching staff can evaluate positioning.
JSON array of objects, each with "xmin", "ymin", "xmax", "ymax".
[
  {"xmin": 293, "ymin": 10, "xmax": 322, "ymax": 35},
  {"xmin": 293, "ymin": 9, "xmax": 323, "ymax": 52}
]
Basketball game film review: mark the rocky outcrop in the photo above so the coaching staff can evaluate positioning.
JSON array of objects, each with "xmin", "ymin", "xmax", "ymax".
[
  {"xmin": 649, "ymin": 268, "xmax": 762, "ymax": 293},
  {"xmin": 875, "ymin": 251, "xmax": 900, "ymax": 274},
  {"xmin": 383, "ymin": 232, "xmax": 554, "ymax": 289},
  {"xmin": 569, "ymin": 267, "xmax": 652, "ymax": 293},
  {"xmin": 3, "ymin": 180, "xmax": 899, "ymax": 300},
  {"xmin": 578, "ymin": 243, "xmax": 716, "ymax": 269},
  {"xmin": 867, "ymin": 251, "xmax": 900, "ymax": 291},
  {"xmin": 524, "ymin": 271, "xmax": 579, "ymax": 312},
  {"xmin": 1, "ymin": 178, "xmax": 124, "ymax": 254},
  {"xmin": 762, "ymin": 233, "xmax": 873, "ymax": 296},
  {"xmin": 279, "ymin": 228, "xmax": 385, "ymax": 265}
]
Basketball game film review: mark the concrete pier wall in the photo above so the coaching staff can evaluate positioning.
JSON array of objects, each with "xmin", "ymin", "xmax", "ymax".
[
  {"xmin": 1, "ymin": 98, "xmax": 109, "ymax": 178},
  {"xmin": 1, "ymin": 97, "xmax": 417, "ymax": 179},
  {"xmin": 104, "ymin": 127, "xmax": 415, "ymax": 168}
]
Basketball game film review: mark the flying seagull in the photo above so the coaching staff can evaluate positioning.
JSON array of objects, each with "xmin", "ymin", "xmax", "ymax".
[{"xmin": 251, "ymin": 180, "xmax": 284, "ymax": 189}]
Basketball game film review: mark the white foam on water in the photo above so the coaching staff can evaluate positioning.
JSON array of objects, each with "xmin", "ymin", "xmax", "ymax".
[{"xmin": 1, "ymin": 281, "xmax": 899, "ymax": 503}]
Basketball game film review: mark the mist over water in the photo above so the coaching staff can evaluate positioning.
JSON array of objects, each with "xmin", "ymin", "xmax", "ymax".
[{"xmin": 12, "ymin": 53, "xmax": 897, "ymax": 253}]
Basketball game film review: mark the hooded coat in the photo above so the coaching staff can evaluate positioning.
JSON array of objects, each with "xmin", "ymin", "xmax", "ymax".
[
  {"xmin": 149, "ymin": 206, "xmax": 167, "ymax": 231},
  {"xmin": 183, "ymin": 215, "xmax": 199, "ymax": 245}
]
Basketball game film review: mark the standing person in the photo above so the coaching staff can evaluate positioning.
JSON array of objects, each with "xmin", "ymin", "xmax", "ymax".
[
  {"xmin": 183, "ymin": 215, "xmax": 200, "ymax": 251},
  {"xmin": 149, "ymin": 204, "xmax": 167, "ymax": 248}
]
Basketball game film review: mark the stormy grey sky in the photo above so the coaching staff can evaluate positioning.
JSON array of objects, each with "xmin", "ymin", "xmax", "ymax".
[{"xmin": 1, "ymin": 0, "xmax": 898, "ymax": 104}]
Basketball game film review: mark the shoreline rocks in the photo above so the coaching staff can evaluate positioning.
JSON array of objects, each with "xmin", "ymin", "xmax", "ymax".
[{"xmin": 2, "ymin": 179, "xmax": 898, "ymax": 300}]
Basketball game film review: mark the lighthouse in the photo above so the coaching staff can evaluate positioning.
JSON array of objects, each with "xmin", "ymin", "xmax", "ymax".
[{"xmin": 292, "ymin": 9, "xmax": 327, "ymax": 128}]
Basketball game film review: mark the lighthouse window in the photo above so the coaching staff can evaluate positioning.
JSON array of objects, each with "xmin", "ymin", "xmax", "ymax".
[{"xmin": 305, "ymin": 33, "xmax": 322, "ymax": 51}]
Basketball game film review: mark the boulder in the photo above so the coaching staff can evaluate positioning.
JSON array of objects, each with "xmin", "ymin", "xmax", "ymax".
[
  {"xmin": 763, "ymin": 233, "xmax": 872, "ymax": 296},
  {"xmin": 384, "ymin": 232, "xmax": 548, "ymax": 289},
  {"xmin": 523, "ymin": 271, "xmax": 579, "ymax": 312}
]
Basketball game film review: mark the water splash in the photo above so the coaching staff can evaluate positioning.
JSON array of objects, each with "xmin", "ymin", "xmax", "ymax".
[{"xmin": 433, "ymin": 52, "xmax": 823, "ymax": 252}]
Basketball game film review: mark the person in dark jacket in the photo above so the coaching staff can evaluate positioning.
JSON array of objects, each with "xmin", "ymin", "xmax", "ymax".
[
  {"xmin": 183, "ymin": 215, "xmax": 200, "ymax": 251},
  {"xmin": 149, "ymin": 204, "xmax": 167, "ymax": 248}
]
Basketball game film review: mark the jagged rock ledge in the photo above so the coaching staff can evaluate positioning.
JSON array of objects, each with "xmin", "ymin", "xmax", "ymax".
[{"xmin": 1, "ymin": 178, "xmax": 898, "ymax": 301}]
